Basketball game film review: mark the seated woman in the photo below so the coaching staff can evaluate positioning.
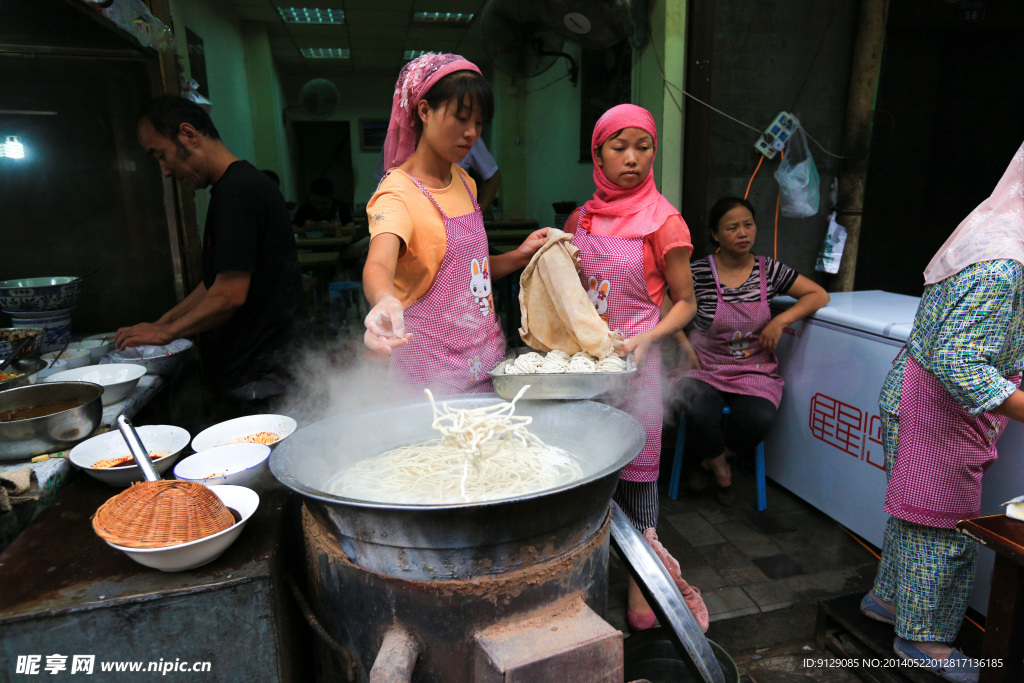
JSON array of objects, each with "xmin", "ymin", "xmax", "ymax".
[{"xmin": 676, "ymin": 196, "xmax": 829, "ymax": 506}]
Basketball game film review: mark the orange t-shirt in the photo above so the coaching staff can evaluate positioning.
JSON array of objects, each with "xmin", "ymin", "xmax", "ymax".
[
  {"xmin": 367, "ymin": 165, "xmax": 478, "ymax": 307},
  {"xmin": 564, "ymin": 208, "xmax": 693, "ymax": 306}
]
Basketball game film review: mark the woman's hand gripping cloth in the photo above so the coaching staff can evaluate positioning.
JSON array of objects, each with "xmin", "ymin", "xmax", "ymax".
[
  {"xmin": 518, "ymin": 228, "xmax": 624, "ymax": 357},
  {"xmin": 644, "ymin": 528, "xmax": 710, "ymax": 632}
]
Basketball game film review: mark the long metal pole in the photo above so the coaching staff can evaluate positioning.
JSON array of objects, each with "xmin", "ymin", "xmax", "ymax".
[{"xmin": 833, "ymin": 0, "xmax": 888, "ymax": 291}]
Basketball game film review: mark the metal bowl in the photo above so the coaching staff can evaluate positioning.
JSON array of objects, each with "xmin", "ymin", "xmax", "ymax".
[
  {"xmin": 489, "ymin": 347, "xmax": 637, "ymax": 400},
  {"xmin": 0, "ymin": 357, "xmax": 46, "ymax": 392},
  {"xmin": 0, "ymin": 381, "xmax": 103, "ymax": 461},
  {"xmin": 271, "ymin": 394, "xmax": 645, "ymax": 579}
]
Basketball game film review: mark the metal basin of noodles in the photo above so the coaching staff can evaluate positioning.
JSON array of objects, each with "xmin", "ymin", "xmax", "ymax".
[{"xmin": 271, "ymin": 394, "xmax": 645, "ymax": 580}]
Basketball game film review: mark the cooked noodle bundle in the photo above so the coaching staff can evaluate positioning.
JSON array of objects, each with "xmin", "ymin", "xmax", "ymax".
[
  {"xmin": 502, "ymin": 348, "xmax": 627, "ymax": 374},
  {"xmin": 334, "ymin": 387, "xmax": 583, "ymax": 504}
]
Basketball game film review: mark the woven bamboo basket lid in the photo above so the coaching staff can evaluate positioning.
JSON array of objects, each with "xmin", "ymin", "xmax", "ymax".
[{"xmin": 92, "ymin": 480, "xmax": 236, "ymax": 549}]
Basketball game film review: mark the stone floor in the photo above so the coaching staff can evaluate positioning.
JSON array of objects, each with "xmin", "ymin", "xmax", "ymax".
[{"xmin": 608, "ymin": 448, "xmax": 881, "ymax": 682}]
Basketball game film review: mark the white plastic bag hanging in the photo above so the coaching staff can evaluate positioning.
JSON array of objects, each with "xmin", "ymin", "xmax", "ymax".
[
  {"xmin": 773, "ymin": 117, "xmax": 820, "ymax": 218},
  {"xmin": 815, "ymin": 211, "xmax": 847, "ymax": 274}
]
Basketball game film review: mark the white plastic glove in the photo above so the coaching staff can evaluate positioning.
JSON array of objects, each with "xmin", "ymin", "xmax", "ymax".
[{"xmin": 363, "ymin": 295, "xmax": 412, "ymax": 353}]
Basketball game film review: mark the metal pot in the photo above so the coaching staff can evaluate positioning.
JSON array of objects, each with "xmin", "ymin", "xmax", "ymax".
[
  {"xmin": 0, "ymin": 381, "xmax": 103, "ymax": 461},
  {"xmin": 271, "ymin": 395, "xmax": 645, "ymax": 580},
  {"xmin": 0, "ymin": 357, "xmax": 46, "ymax": 392}
]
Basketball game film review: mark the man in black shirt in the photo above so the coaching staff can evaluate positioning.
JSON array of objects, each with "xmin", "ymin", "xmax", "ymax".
[{"xmin": 116, "ymin": 95, "xmax": 305, "ymax": 417}]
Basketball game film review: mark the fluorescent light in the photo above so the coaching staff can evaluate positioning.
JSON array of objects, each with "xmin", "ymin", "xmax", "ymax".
[
  {"xmin": 3, "ymin": 136, "xmax": 24, "ymax": 159},
  {"xmin": 404, "ymin": 50, "xmax": 431, "ymax": 60},
  {"xmin": 301, "ymin": 47, "xmax": 351, "ymax": 59},
  {"xmin": 279, "ymin": 7, "xmax": 345, "ymax": 24},
  {"xmin": 412, "ymin": 11, "xmax": 474, "ymax": 25}
]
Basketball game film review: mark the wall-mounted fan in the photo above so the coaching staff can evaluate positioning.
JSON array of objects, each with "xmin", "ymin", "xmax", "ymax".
[
  {"xmin": 481, "ymin": 0, "xmax": 579, "ymax": 85},
  {"xmin": 538, "ymin": 0, "xmax": 638, "ymax": 49},
  {"xmin": 298, "ymin": 78, "xmax": 340, "ymax": 119}
]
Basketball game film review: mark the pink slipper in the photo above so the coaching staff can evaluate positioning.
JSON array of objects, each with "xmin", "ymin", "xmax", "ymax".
[
  {"xmin": 627, "ymin": 608, "xmax": 658, "ymax": 631},
  {"xmin": 644, "ymin": 528, "xmax": 711, "ymax": 633}
]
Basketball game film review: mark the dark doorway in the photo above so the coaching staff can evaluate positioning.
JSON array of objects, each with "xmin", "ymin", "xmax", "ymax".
[
  {"xmin": 856, "ymin": 4, "xmax": 1024, "ymax": 295},
  {"xmin": 292, "ymin": 121, "xmax": 355, "ymax": 217}
]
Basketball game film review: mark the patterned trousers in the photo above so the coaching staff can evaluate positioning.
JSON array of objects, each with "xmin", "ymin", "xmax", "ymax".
[{"xmin": 874, "ymin": 409, "xmax": 978, "ymax": 642}]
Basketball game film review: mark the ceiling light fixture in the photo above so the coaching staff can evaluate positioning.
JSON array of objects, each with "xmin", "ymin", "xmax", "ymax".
[
  {"xmin": 412, "ymin": 11, "xmax": 474, "ymax": 26},
  {"xmin": 279, "ymin": 7, "xmax": 345, "ymax": 24},
  {"xmin": 301, "ymin": 47, "xmax": 351, "ymax": 59},
  {"xmin": 2, "ymin": 136, "xmax": 25, "ymax": 159}
]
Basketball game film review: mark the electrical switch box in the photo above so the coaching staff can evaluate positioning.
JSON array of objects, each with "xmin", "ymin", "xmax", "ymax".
[{"xmin": 754, "ymin": 111, "xmax": 799, "ymax": 159}]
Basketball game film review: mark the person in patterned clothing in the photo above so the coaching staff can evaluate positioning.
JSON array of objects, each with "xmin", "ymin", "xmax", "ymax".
[{"xmin": 860, "ymin": 141, "xmax": 1024, "ymax": 682}]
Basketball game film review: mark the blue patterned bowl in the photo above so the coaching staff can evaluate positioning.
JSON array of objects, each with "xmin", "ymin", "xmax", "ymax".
[
  {"xmin": 0, "ymin": 277, "xmax": 82, "ymax": 313},
  {"xmin": 10, "ymin": 313, "xmax": 71, "ymax": 354}
]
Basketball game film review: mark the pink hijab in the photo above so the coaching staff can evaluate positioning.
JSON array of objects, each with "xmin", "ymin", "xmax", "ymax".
[
  {"xmin": 923, "ymin": 140, "xmax": 1024, "ymax": 285},
  {"xmin": 379, "ymin": 53, "xmax": 481, "ymax": 171},
  {"xmin": 583, "ymin": 104, "xmax": 680, "ymax": 236}
]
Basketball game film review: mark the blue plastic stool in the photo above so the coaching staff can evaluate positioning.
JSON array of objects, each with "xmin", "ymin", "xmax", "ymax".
[
  {"xmin": 328, "ymin": 281, "xmax": 366, "ymax": 332},
  {"xmin": 668, "ymin": 406, "xmax": 767, "ymax": 511}
]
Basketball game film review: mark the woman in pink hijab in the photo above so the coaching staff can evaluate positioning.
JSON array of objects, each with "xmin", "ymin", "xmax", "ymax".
[
  {"xmin": 564, "ymin": 104, "xmax": 698, "ymax": 630},
  {"xmin": 362, "ymin": 54, "xmax": 546, "ymax": 395},
  {"xmin": 860, "ymin": 141, "xmax": 1024, "ymax": 680}
]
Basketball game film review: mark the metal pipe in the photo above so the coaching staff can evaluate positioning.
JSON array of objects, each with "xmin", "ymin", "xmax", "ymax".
[{"xmin": 369, "ymin": 626, "xmax": 421, "ymax": 683}]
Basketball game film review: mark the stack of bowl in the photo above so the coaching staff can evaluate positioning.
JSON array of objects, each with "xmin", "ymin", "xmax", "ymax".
[{"xmin": 0, "ymin": 277, "xmax": 82, "ymax": 353}]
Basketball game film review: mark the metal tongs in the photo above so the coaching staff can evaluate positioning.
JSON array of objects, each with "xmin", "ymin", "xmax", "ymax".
[
  {"xmin": 117, "ymin": 415, "xmax": 161, "ymax": 482},
  {"xmin": 0, "ymin": 336, "xmax": 33, "ymax": 373}
]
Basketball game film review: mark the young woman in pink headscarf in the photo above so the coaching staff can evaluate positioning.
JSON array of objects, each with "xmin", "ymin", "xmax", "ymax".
[
  {"xmin": 564, "ymin": 104, "xmax": 698, "ymax": 630},
  {"xmin": 362, "ymin": 54, "xmax": 547, "ymax": 395}
]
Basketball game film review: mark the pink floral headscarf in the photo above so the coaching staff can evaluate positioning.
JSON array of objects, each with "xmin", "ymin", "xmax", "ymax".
[
  {"xmin": 379, "ymin": 53, "xmax": 481, "ymax": 171},
  {"xmin": 582, "ymin": 104, "xmax": 680, "ymax": 236},
  {"xmin": 923, "ymin": 140, "xmax": 1024, "ymax": 284}
]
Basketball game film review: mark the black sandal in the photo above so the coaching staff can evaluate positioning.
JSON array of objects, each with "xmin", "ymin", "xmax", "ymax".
[{"xmin": 715, "ymin": 484, "xmax": 736, "ymax": 507}]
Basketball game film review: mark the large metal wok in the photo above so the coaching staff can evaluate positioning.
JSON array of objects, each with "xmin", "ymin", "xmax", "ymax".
[{"xmin": 271, "ymin": 394, "xmax": 645, "ymax": 580}]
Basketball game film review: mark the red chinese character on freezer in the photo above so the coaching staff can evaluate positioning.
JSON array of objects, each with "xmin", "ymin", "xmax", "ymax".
[
  {"xmin": 808, "ymin": 393, "xmax": 863, "ymax": 457},
  {"xmin": 863, "ymin": 414, "xmax": 886, "ymax": 471}
]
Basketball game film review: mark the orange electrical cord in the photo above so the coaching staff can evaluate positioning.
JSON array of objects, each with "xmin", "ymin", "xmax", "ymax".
[
  {"xmin": 744, "ymin": 152, "xmax": 782, "ymax": 260},
  {"xmin": 840, "ymin": 526, "xmax": 986, "ymax": 633},
  {"xmin": 744, "ymin": 155, "xmax": 764, "ymax": 200}
]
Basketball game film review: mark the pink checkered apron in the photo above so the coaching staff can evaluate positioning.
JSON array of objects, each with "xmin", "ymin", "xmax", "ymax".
[
  {"xmin": 573, "ymin": 209, "xmax": 663, "ymax": 482},
  {"xmin": 388, "ymin": 171, "xmax": 505, "ymax": 396},
  {"xmin": 685, "ymin": 255, "xmax": 784, "ymax": 407},
  {"xmin": 884, "ymin": 356, "xmax": 1020, "ymax": 528}
]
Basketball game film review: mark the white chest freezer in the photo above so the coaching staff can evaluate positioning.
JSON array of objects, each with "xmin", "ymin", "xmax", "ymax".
[{"xmin": 768, "ymin": 290, "xmax": 1024, "ymax": 615}]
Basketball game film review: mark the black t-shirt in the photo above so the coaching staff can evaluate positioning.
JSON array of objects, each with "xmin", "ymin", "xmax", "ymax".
[
  {"xmin": 202, "ymin": 161, "xmax": 304, "ymax": 390},
  {"xmin": 292, "ymin": 199, "xmax": 352, "ymax": 227}
]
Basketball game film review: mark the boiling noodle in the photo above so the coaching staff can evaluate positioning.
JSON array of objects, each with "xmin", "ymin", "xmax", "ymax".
[
  {"xmin": 334, "ymin": 386, "xmax": 583, "ymax": 504},
  {"xmin": 503, "ymin": 349, "xmax": 627, "ymax": 375}
]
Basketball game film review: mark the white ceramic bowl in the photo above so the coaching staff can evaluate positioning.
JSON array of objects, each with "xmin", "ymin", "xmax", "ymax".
[
  {"xmin": 44, "ymin": 364, "xmax": 146, "ymax": 405},
  {"xmin": 174, "ymin": 443, "xmax": 271, "ymax": 488},
  {"xmin": 83, "ymin": 332, "xmax": 117, "ymax": 344},
  {"xmin": 104, "ymin": 485, "xmax": 259, "ymax": 572},
  {"xmin": 35, "ymin": 357, "xmax": 69, "ymax": 380},
  {"xmin": 105, "ymin": 339, "xmax": 192, "ymax": 376},
  {"xmin": 191, "ymin": 414, "xmax": 297, "ymax": 453},
  {"xmin": 68, "ymin": 339, "xmax": 113, "ymax": 363},
  {"xmin": 69, "ymin": 425, "xmax": 191, "ymax": 486},
  {"xmin": 42, "ymin": 348, "xmax": 91, "ymax": 370}
]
